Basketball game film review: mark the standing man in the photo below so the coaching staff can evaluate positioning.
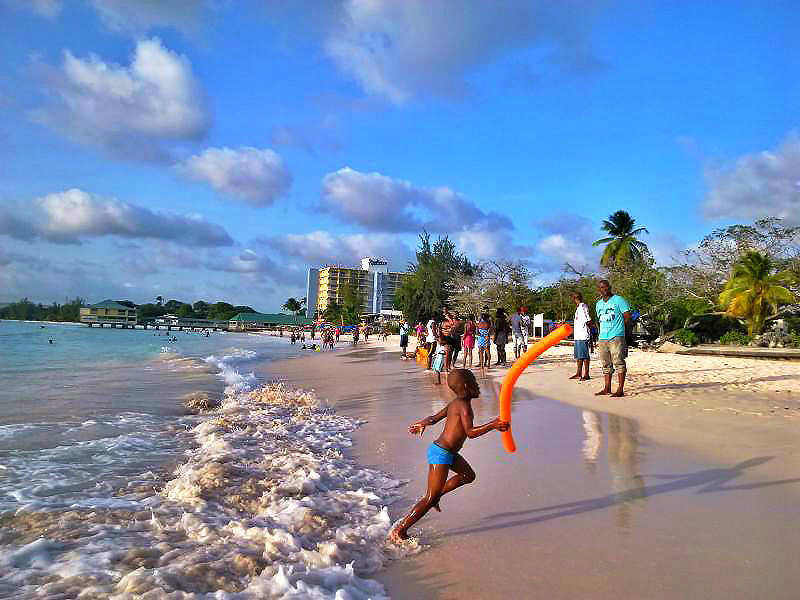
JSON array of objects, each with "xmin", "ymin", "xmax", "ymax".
[
  {"xmin": 510, "ymin": 307, "xmax": 528, "ymax": 359},
  {"xmin": 594, "ymin": 279, "xmax": 631, "ymax": 397},
  {"xmin": 399, "ymin": 320, "xmax": 410, "ymax": 359},
  {"xmin": 570, "ymin": 292, "xmax": 594, "ymax": 381}
]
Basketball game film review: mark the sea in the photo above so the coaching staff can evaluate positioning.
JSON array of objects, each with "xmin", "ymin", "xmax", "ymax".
[{"xmin": 0, "ymin": 321, "xmax": 411, "ymax": 599}]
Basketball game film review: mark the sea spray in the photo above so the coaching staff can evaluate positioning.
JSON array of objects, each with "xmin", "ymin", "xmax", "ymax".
[{"xmin": 1, "ymin": 377, "xmax": 417, "ymax": 599}]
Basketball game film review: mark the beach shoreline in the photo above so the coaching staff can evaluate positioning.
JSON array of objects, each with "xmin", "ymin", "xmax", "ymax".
[{"xmin": 260, "ymin": 336, "xmax": 800, "ymax": 599}]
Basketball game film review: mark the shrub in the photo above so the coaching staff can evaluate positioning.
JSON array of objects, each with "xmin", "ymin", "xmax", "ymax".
[
  {"xmin": 673, "ymin": 328, "xmax": 699, "ymax": 347},
  {"xmin": 719, "ymin": 330, "xmax": 752, "ymax": 346},
  {"xmin": 786, "ymin": 333, "xmax": 800, "ymax": 349}
]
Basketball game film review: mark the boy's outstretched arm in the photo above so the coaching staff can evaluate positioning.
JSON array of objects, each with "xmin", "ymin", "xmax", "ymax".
[
  {"xmin": 408, "ymin": 405, "xmax": 449, "ymax": 435},
  {"xmin": 460, "ymin": 408, "xmax": 509, "ymax": 439}
]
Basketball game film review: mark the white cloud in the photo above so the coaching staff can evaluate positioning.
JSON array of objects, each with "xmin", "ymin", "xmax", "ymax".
[
  {"xmin": 532, "ymin": 213, "xmax": 602, "ymax": 275},
  {"xmin": 266, "ymin": 230, "xmax": 413, "ymax": 269},
  {"xmin": 0, "ymin": 188, "xmax": 233, "ymax": 247},
  {"xmin": 31, "ymin": 38, "xmax": 209, "ymax": 161},
  {"xmin": 703, "ymin": 134, "xmax": 800, "ymax": 225},
  {"xmin": 324, "ymin": 0, "xmax": 605, "ymax": 104},
  {"xmin": 321, "ymin": 167, "xmax": 511, "ymax": 233},
  {"xmin": 456, "ymin": 227, "xmax": 533, "ymax": 261},
  {"xmin": 89, "ymin": 0, "xmax": 205, "ymax": 34},
  {"xmin": 177, "ymin": 147, "xmax": 292, "ymax": 206}
]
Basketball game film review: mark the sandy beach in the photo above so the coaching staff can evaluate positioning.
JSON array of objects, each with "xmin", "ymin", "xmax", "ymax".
[{"xmin": 260, "ymin": 335, "xmax": 800, "ymax": 599}]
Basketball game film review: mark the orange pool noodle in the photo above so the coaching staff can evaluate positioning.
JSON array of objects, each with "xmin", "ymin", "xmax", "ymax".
[
  {"xmin": 415, "ymin": 346, "xmax": 429, "ymax": 366},
  {"xmin": 499, "ymin": 323, "xmax": 573, "ymax": 453}
]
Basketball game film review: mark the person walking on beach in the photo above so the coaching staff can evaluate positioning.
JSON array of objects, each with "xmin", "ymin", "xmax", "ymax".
[
  {"xmin": 570, "ymin": 291, "xmax": 594, "ymax": 381},
  {"xmin": 399, "ymin": 320, "xmax": 410, "ymax": 359},
  {"xmin": 440, "ymin": 311, "xmax": 456, "ymax": 371},
  {"xmin": 511, "ymin": 307, "xmax": 528, "ymax": 360},
  {"xmin": 390, "ymin": 369, "xmax": 509, "ymax": 540},
  {"xmin": 476, "ymin": 313, "xmax": 492, "ymax": 374},
  {"xmin": 594, "ymin": 279, "xmax": 631, "ymax": 397},
  {"xmin": 494, "ymin": 308, "xmax": 511, "ymax": 366},
  {"xmin": 425, "ymin": 317, "xmax": 438, "ymax": 371},
  {"xmin": 449, "ymin": 311, "xmax": 465, "ymax": 367},
  {"xmin": 461, "ymin": 315, "xmax": 476, "ymax": 368}
]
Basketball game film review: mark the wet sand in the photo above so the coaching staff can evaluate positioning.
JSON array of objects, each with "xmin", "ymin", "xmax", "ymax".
[{"xmin": 260, "ymin": 341, "xmax": 800, "ymax": 599}]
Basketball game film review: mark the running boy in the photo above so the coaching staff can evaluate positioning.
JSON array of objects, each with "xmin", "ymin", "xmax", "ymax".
[{"xmin": 391, "ymin": 369, "xmax": 509, "ymax": 540}]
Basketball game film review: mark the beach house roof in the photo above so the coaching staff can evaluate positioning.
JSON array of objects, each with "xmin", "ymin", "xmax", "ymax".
[
  {"xmin": 228, "ymin": 312, "xmax": 314, "ymax": 325},
  {"xmin": 87, "ymin": 299, "xmax": 136, "ymax": 310}
]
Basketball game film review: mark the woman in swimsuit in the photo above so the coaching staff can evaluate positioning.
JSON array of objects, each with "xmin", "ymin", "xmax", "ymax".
[
  {"xmin": 476, "ymin": 313, "xmax": 492, "ymax": 374},
  {"xmin": 461, "ymin": 315, "xmax": 476, "ymax": 368}
]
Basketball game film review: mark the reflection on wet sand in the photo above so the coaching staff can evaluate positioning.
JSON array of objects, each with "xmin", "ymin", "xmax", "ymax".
[
  {"xmin": 607, "ymin": 414, "xmax": 648, "ymax": 530},
  {"xmin": 581, "ymin": 410, "xmax": 648, "ymax": 530},
  {"xmin": 581, "ymin": 410, "xmax": 602, "ymax": 472}
]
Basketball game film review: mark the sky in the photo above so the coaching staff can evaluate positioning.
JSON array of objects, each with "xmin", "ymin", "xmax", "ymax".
[{"xmin": 1, "ymin": 0, "xmax": 797, "ymax": 311}]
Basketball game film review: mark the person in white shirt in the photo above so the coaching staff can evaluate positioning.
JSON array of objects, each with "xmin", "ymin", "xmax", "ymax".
[{"xmin": 570, "ymin": 291, "xmax": 594, "ymax": 381}]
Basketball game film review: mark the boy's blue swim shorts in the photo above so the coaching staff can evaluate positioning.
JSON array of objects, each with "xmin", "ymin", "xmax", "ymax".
[{"xmin": 427, "ymin": 442, "xmax": 456, "ymax": 465}]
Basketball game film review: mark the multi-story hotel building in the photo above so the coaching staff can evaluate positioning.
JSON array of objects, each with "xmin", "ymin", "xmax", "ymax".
[{"xmin": 306, "ymin": 258, "xmax": 408, "ymax": 319}]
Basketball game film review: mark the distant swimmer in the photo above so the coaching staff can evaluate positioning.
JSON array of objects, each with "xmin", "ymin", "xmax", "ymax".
[{"xmin": 48, "ymin": 339, "xmax": 54, "ymax": 344}]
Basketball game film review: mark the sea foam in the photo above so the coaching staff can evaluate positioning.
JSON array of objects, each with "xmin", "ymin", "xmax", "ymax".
[{"xmin": 1, "ymin": 349, "xmax": 415, "ymax": 598}]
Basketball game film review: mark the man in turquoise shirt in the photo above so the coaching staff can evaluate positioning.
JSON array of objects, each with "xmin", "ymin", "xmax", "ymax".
[{"xmin": 594, "ymin": 279, "xmax": 631, "ymax": 397}]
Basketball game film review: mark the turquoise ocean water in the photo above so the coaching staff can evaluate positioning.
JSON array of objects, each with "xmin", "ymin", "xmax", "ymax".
[
  {"xmin": 0, "ymin": 321, "xmax": 404, "ymax": 598},
  {"xmin": 0, "ymin": 321, "xmax": 294, "ymax": 509}
]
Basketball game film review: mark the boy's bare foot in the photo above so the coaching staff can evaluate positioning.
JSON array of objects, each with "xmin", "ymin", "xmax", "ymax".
[
  {"xmin": 389, "ymin": 527, "xmax": 409, "ymax": 541},
  {"xmin": 610, "ymin": 390, "xmax": 625, "ymax": 397},
  {"xmin": 569, "ymin": 374, "xmax": 581, "ymax": 379},
  {"xmin": 433, "ymin": 381, "xmax": 441, "ymax": 385},
  {"xmin": 595, "ymin": 389, "xmax": 611, "ymax": 396},
  {"xmin": 433, "ymin": 502, "xmax": 441, "ymax": 512}
]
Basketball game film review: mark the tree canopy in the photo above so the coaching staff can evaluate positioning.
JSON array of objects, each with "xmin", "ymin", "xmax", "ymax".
[
  {"xmin": 719, "ymin": 251, "xmax": 796, "ymax": 335},
  {"xmin": 592, "ymin": 210, "xmax": 650, "ymax": 267},
  {"xmin": 394, "ymin": 232, "xmax": 474, "ymax": 324}
]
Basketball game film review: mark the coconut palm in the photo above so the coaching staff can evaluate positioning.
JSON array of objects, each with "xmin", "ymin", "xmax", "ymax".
[
  {"xmin": 592, "ymin": 210, "xmax": 650, "ymax": 267},
  {"xmin": 719, "ymin": 251, "xmax": 796, "ymax": 335},
  {"xmin": 282, "ymin": 297, "xmax": 304, "ymax": 316}
]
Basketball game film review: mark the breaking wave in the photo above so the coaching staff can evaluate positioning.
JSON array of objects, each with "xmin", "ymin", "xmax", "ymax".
[{"xmin": 1, "ymin": 348, "xmax": 415, "ymax": 598}]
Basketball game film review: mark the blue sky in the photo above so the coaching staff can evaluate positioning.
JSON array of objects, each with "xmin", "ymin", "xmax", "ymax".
[{"xmin": 1, "ymin": 0, "xmax": 797, "ymax": 310}]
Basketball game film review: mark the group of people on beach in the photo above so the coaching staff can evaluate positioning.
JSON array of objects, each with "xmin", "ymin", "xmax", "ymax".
[
  {"xmin": 408, "ymin": 306, "xmax": 534, "ymax": 384},
  {"xmin": 391, "ymin": 278, "xmax": 633, "ymax": 540}
]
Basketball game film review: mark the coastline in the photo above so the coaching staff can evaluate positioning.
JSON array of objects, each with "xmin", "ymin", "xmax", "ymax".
[{"xmin": 259, "ymin": 336, "xmax": 800, "ymax": 599}]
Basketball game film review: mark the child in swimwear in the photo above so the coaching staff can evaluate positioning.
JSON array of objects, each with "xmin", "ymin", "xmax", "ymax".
[
  {"xmin": 431, "ymin": 335, "xmax": 448, "ymax": 384},
  {"xmin": 391, "ymin": 369, "xmax": 508, "ymax": 540}
]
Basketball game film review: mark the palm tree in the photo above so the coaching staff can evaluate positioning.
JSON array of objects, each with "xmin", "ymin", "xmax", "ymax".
[
  {"xmin": 592, "ymin": 210, "xmax": 650, "ymax": 267},
  {"xmin": 282, "ymin": 297, "xmax": 304, "ymax": 316},
  {"xmin": 719, "ymin": 251, "xmax": 796, "ymax": 335}
]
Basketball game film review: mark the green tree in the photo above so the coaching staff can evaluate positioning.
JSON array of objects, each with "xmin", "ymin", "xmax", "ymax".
[
  {"xmin": 155, "ymin": 295, "xmax": 164, "ymax": 306},
  {"xmin": 282, "ymin": 297, "xmax": 306, "ymax": 316},
  {"xmin": 395, "ymin": 232, "xmax": 474, "ymax": 324},
  {"xmin": 322, "ymin": 302, "xmax": 344, "ymax": 324},
  {"xmin": 340, "ymin": 279, "xmax": 364, "ymax": 325},
  {"xmin": 177, "ymin": 303, "xmax": 194, "ymax": 318},
  {"xmin": 719, "ymin": 251, "xmax": 796, "ymax": 335},
  {"xmin": 592, "ymin": 210, "xmax": 650, "ymax": 267}
]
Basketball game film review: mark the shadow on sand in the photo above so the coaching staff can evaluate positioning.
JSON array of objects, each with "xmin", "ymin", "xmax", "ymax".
[{"xmin": 444, "ymin": 457, "xmax": 800, "ymax": 537}]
